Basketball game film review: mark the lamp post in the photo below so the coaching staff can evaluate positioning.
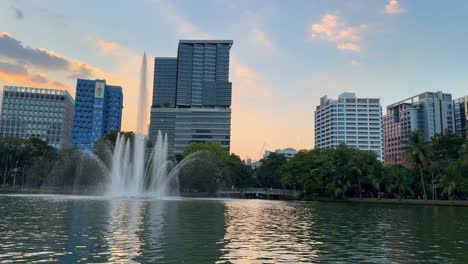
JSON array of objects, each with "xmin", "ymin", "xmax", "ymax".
[
  {"xmin": 13, "ymin": 161, "xmax": 18, "ymax": 190},
  {"xmin": 21, "ymin": 167, "xmax": 25, "ymax": 190}
]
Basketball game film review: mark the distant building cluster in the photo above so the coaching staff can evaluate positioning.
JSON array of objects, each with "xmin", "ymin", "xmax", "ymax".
[
  {"xmin": 314, "ymin": 91, "xmax": 468, "ymax": 165},
  {"xmin": 0, "ymin": 79, "xmax": 123, "ymax": 151},
  {"xmin": 0, "ymin": 38, "xmax": 467, "ymax": 164}
]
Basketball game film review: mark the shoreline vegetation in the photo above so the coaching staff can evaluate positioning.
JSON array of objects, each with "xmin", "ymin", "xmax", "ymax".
[
  {"xmin": 2, "ymin": 187, "xmax": 468, "ymax": 207},
  {"xmin": 0, "ymin": 130, "xmax": 467, "ymax": 204}
]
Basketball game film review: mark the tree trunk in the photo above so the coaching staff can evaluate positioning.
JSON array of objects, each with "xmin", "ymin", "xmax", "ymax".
[
  {"xmin": 419, "ymin": 165, "xmax": 427, "ymax": 200},
  {"xmin": 3, "ymin": 164, "xmax": 7, "ymax": 187},
  {"xmin": 358, "ymin": 177, "xmax": 362, "ymax": 199}
]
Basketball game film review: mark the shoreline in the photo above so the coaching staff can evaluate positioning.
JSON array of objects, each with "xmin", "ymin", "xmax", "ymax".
[
  {"xmin": 310, "ymin": 198, "xmax": 468, "ymax": 207},
  {"xmin": 3, "ymin": 189, "xmax": 468, "ymax": 207}
]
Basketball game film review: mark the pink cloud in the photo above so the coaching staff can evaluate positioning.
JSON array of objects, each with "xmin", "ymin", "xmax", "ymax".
[
  {"xmin": 309, "ymin": 14, "xmax": 367, "ymax": 52},
  {"xmin": 338, "ymin": 43, "xmax": 361, "ymax": 52},
  {"xmin": 385, "ymin": 0, "xmax": 406, "ymax": 14}
]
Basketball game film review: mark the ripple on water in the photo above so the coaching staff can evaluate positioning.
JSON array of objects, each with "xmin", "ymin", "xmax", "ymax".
[{"xmin": 0, "ymin": 195, "xmax": 468, "ymax": 263}]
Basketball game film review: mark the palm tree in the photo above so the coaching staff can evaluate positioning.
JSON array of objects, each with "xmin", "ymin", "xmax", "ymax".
[
  {"xmin": 440, "ymin": 175, "xmax": 457, "ymax": 200},
  {"xmin": 385, "ymin": 165, "xmax": 413, "ymax": 200},
  {"xmin": 405, "ymin": 131, "xmax": 428, "ymax": 199}
]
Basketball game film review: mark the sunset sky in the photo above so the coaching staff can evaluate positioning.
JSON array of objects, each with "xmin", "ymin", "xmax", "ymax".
[{"xmin": 1, "ymin": 0, "xmax": 468, "ymax": 159}]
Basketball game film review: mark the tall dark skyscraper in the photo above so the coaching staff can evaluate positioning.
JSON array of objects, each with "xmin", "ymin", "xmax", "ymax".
[
  {"xmin": 149, "ymin": 40, "xmax": 233, "ymax": 156},
  {"xmin": 453, "ymin": 95, "xmax": 468, "ymax": 139}
]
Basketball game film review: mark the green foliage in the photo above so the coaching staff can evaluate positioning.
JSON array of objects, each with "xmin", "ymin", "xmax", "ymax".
[
  {"xmin": 179, "ymin": 142, "xmax": 254, "ymax": 194},
  {"xmin": 256, "ymin": 152, "xmax": 287, "ymax": 188},
  {"xmin": 384, "ymin": 165, "xmax": 414, "ymax": 199},
  {"xmin": 0, "ymin": 130, "xmax": 466, "ymax": 201},
  {"xmin": 96, "ymin": 130, "xmax": 135, "ymax": 147},
  {"xmin": 405, "ymin": 130, "xmax": 429, "ymax": 199}
]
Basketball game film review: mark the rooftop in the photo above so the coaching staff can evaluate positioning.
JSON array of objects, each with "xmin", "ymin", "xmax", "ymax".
[{"xmin": 179, "ymin": 40, "xmax": 233, "ymax": 45}]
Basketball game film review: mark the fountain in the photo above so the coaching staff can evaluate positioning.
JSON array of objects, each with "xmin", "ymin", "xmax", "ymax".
[{"xmin": 101, "ymin": 53, "xmax": 179, "ymax": 197}]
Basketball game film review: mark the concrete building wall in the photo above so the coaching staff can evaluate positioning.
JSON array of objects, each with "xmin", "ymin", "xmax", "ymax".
[
  {"xmin": 0, "ymin": 86, "xmax": 74, "ymax": 149},
  {"xmin": 314, "ymin": 93, "xmax": 383, "ymax": 161}
]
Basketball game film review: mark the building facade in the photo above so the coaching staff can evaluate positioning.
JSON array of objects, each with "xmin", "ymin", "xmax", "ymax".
[
  {"xmin": 72, "ymin": 79, "xmax": 123, "ymax": 151},
  {"xmin": 383, "ymin": 91, "xmax": 454, "ymax": 165},
  {"xmin": 453, "ymin": 95, "xmax": 468, "ymax": 139},
  {"xmin": 0, "ymin": 86, "xmax": 74, "ymax": 148},
  {"xmin": 149, "ymin": 40, "xmax": 233, "ymax": 156},
  {"xmin": 263, "ymin": 148, "xmax": 298, "ymax": 160},
  {"xmin": 314, "ymin": 92, "xmax": 383, "ymax": 161}
]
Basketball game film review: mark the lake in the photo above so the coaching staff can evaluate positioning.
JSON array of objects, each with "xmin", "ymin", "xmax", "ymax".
[{"xmin": 0, "ymin": 195, "xmax": 467, "ymax": 263}]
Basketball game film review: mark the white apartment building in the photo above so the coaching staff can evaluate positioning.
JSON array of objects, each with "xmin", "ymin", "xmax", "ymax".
[{"xmin": 314, "ymin": 92, "xmax": 383, "ymax": 161}]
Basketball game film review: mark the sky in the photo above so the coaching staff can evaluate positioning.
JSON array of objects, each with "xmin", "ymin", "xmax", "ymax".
[{"xmin": 1, "ymin": 0, "xmax": 468, "ymax": 160}]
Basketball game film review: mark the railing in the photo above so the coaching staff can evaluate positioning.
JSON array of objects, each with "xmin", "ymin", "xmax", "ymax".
[{"xmin": 217, "ymin": 188, "xmax": 302, "ymax": 199}]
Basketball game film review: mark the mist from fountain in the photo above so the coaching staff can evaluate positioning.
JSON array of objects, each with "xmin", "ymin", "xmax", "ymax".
[{"xmin": 101, "ymin": 53, "xmax": 187, "ymax": 198}]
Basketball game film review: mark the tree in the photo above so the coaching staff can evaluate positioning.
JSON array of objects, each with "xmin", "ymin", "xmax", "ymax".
[
  {"xmin": 384, "ymin": 165, "xmax": 413, "ymax": 200},
  {"xmin": 406, "ymin": 131, "xmax": 429, "ymax": 199},
  {"xmin": 439, "ymin": 141, "xmax": 468, "ymax": 200},
  {"xmin": 279, "ymin": 150, "xmax": 322, "ymax": 195},
  {"xmin": 428, "ymin": 133, "xmax": 465, "ymax": 199},
  {"xmin": 256, "ymin": 152, "xmax": 287, "ymax": 188},
  {"xmin": 179, "ymin": 142, "xmax": 253, "ymax": 194}
]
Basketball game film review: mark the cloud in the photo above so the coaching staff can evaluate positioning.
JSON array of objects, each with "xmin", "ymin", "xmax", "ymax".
[
  {"xmin": 0, "ymin": 61, "xmax": 70, "ymax": 90},
  {"xmin": 338, "ymin": 43, "xmax": 361, "ymax": 52},
  {"xmin": 250, "ymin": 27, "xmax": 275, "ymax": 52},
  {"xmin": 230, "ymin": 59, "xmax": 269, "ymax": 98},
  {"xmin": 309, "ymin": 14, "xmax": 367, "ymax": 52},
  {"xmin": 95, "ymin": 39, "xmax": 124, "ymax": 54},
  {"xmin": 0, "ymin": 32, "xmax": 108, "ymax": 80},
  {"xmin": 153, "ymin": 1, "xmax": 209, "ymax": 39},
  {"xmin": 12, "ymin": 7, "xmax": 24, "ymax": 20},
  {"xmin": 385, "ymin": 0, "xmax": 406, "ymax": 14}
]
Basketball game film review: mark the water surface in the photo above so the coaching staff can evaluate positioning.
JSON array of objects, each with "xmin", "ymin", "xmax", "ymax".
[{"xmin": 0, "ymin": 195, "xmax": 467, "ymax": 263}]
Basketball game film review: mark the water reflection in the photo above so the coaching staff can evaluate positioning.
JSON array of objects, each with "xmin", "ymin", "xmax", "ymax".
[
  {"xmin": 1, "ymin": 195, "xmax": 468, "ymax": 263},
  {"xmin": 219, "ymin": 200, "xmax": 318, "ymax": 263},
  {"xmin": 106, "ymin": 199, "xmax": 145, "ymax": 263}
]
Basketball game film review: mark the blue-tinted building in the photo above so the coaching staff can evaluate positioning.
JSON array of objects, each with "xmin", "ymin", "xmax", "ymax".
[
  {"xmin": 149, "ymin": 40, "xmax": 233, "ymax": 155},
  {"xmin": 72, "ymin": 79, "xmax": 123, "ymax": 150}
]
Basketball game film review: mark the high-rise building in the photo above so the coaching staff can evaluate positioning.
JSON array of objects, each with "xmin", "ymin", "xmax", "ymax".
[
  {"xmin": 149, "ymin": 40, "xmax": 233, "ymax": 156},
  {"xmin": 383, "ymin": 91, "xmax": 454, "ymax": 165},
  {"xmin": 0, "ymin": 86, "xmax": 74, "ymax": 148},
  {"xmin": 453, "ymin": 95, "xmax": 468, "ymax": 139},
  {"xmin": 314, "ymin": 92, "xmax": 383, "ymax": 161},
  {"xmin": 72, "ymin": 79, "xmax": 123, "ymax": 151}
]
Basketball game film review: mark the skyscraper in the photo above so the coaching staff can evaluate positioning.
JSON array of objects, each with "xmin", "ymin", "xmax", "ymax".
[
  {"xmin": 383, "ymin": 91, "xmax": 454, "ymax": 165},
  {"xmin": 453, "ymin": 95, "xmax": 468, "ymax": 139},
  {"xmin": 72, "ymin": 79, "xmax": 123, "ymax": 151},
  {"xmin": 0, "ymin": 86, "xmax": 74, "ymax": 149},
  {"xmin": 314, "ymin": 92, "xmax": 383, "ymax": 161},
  {"xmin": 149, "ymin": 40, "xmax": 233, "ymax": 156}
]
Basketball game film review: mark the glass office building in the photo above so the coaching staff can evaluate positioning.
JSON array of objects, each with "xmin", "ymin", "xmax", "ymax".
[
  {"xmin": 383, "ymin": 91, "xmax": 454, "ymax": 165},
  {"xmin": 0, "ymin": 86, "xmax": 74, "ymax": 149},
  {"xmin": 149, "ymin": 40, "xmax": 233, "ymax": 156},
  {"xmin": 72, "ymin": 79, "xmax": 123, "ymax": 151},
  {"xmin": 453, "ymin": 95, "xmax": 468, "ymax": 139}
]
